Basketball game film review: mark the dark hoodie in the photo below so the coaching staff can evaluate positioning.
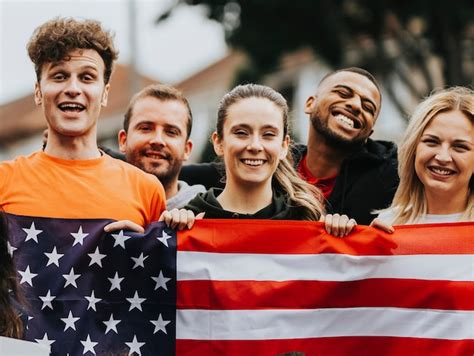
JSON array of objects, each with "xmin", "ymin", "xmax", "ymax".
[
  {"xmin": 180, "ymin": 139, "xmax": 399, "ymax": 225},
  {"xmin": 185, "ymin": 188, "xmax": 306, "ymax": 220},
  {"xmin": 291, "ymin": 140, "xmax": 399, "ymax": 224}
]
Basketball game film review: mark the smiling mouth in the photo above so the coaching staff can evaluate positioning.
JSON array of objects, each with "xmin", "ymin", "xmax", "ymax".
[
  {"xmin": 145, "ymin": 153, "xmax": 168, "ymax": 160},
  {"xmin": 334, "ymin": 114, "xmax": 360, "ymax": 129},
  {"xmin": 58, "ymin": 103, "xmax": 85, "ymax": 113},
  {"xmin": 241, "ymin": 159, "xmax": 265, "ymax": 166},
  {"xmin": 429, "ymin": 166, "xmax": 456, "ymax": 176}
]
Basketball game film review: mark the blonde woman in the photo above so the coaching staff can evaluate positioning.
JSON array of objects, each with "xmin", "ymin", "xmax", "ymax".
[{"xmin": 373, "ymin": 86, "xmax": 474, "ymax": 232}]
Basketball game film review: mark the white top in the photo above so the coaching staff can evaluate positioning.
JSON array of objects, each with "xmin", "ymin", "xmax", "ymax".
[{"xmin": 376, "ymin": 209, "xmax": 464, "ymax": 225}]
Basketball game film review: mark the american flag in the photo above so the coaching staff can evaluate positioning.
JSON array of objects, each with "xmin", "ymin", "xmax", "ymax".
[
  {"xmin": 8, "ymin": 214, "xmax": 474, "ymax": 355},
  {"xmin": 8, "ymin": 214, "xmax": 176, "ymax": 355}
]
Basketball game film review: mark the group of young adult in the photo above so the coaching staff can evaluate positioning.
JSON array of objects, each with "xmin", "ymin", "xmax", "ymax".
[{"xmin": 1, "ymin": 16, "xmax": 473, "ymax": 351}]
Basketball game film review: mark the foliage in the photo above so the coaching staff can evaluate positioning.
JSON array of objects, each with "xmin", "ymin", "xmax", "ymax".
[{"xmin": 159, "ymin": 0, "xmax": 474, "ymax": 119}]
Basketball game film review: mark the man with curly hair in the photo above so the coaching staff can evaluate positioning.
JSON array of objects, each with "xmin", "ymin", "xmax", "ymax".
[
  {"xmin": 0, "ymin": 17, "xmax": 166, "ymax": 353},
  {"xmin": 1, "ymin": 17, "xmax": 165, "ymax": 227}
]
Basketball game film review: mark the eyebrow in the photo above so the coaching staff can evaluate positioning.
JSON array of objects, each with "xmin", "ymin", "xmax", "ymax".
[
  {"xmin": 231, "ymin": 123, "xmax": 280, "ymax": 131},
  {"xmin": 334, "ymin": 85, "xmax": 378, "ymax": 111},
  {"xmin": 422, "ymin": 133, "xmax": 474, "ymax": 144},
  {"xmin": 133, "ymin": 120, "xmax": 182, "ymax": 132},
  {"xmin": 48, "ymin": 62, "xmax": 99, "ymax": 72}
]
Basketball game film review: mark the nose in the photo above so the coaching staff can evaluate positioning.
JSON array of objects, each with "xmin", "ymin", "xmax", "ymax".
[
  {"xmin": 345, "ymin": 96, "xmax": 362, "ymax": 116},
  {"xmin": 64, "ymin": 77, "xmax": 82, "ymax": 97},
  {"xmin": 434, "ymin": 145, "xmax": 452, "ymax": 163},
  {"xmin": 246, "ymin": 135, "xmax": 263, "ymax": 152},
  {"xmin": 149, "ymin": 129, "xmax": 165, "ymax": 147}
]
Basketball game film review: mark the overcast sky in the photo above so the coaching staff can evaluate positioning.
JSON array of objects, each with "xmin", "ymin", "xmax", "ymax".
[{"xmin": 0, "ymin": 0, "xmax": 227, "ymax": 104}]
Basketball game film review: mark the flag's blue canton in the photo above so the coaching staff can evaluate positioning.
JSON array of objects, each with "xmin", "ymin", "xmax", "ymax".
[{"xmin": 7, "ymin": 214, "xmax": 176, "ymax": 356}]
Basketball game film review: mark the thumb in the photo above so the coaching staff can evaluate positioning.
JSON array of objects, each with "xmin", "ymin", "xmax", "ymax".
[{"xmin": 196, "ymin": 212, "xmax": 205, "ymax": 220}]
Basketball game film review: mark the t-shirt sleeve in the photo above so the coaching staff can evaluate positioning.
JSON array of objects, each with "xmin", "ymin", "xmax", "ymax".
[
  {"xmin": 0, "ymin": 161, "xmax": 14, "ymax": 204},
  {"xmin": 144, "ymin": 177, "xmax": 167, "ymax": 225}
]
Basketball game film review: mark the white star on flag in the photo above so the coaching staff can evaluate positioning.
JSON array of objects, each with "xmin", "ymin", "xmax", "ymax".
[
  {"xmin": 71, "ymin": 226, "xmax": 89, "ymax": 246},
  {"xmin": 125, "ymin": 335, "xmax": 145, "ymax": 356},
  {"xmin": 62, "ymin": 267, "xmax": 81, "ymax": 288},
  {"xmin": 131, "ymin": 252, "xmax": 148, "ymax": 269},
  {"xmin": 151, "ymin": 270, "xmax": 171, "ymax": 291},
  {"xmin": 88, "ymin": 246, "xmax": 106, "ymax": 267},
  {"xmin": 112, "ymin": 230, "xmax": 131, "ymax": 249},
  {"xmin": 18, "ymin": 266, "xmax": 37, "ymax": 287},
  {"xmin": 61, "ymin": 310, "xmax": 80, "ymax": 331},
  {"xmin": 23, "ymin": 222, "xmax": 42, "ymax": 243},
  {"xmin": 7, "ymin": 241, "xmax": 17, "ymax": 256},
  {"xmin": 39, "ymin": 290, "xmax": 56, "ymax": 310},
  {"xmin": 80, "ymin": 335, "xmax": 98, "ymax": 355},
  {"xmin": 103, "ymin": 314, "xmax": 121, "ymax": 334},
  {"xmin": 45, "ymin": 246, "xmax": 64, "ymax": 267},
  {"xmin": 126, "ymin": 291, "xmax": 146, "ymax": 311},
  {"xmin": 157, "ymin": 230, "xmax": 172, "ymax": 247},
  {"xmin": 108, "ymin": 272, "xmax": 124, "ymax": 291},
  {"xmin": 150, "ymin": 314, "xmax": 171, "ymax": 334},
  {"xmin": 85, "ymin": 290, "xmax": 102, "ymax": 311},
  {"xmin": 35, "ymin": 332, "xmax": 55, "ymax": 347}
]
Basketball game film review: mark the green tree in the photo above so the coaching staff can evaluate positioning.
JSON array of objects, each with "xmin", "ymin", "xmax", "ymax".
[{"xmin": 158, "ymin": 0, "xmax": 474, "ymax": 119}]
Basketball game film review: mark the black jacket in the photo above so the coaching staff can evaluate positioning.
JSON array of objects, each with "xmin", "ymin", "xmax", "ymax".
[
  {"xmin": 180, "ymin": 139, "xmax": 399, "ymax": 225},
  {"xmin": 185, "ymin": 188, "xmax": 306, "ymax": 220},
  {"xmin": 291, "ymin": 140, "xmax": 399, "ymax": 224}
]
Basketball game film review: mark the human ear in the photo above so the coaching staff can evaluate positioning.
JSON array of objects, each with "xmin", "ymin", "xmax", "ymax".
[
  {"xmin": 280, "ymin": 135, "xmax": 290, "ymax": 160},
  {"xmin": 304, "ymin": 96, "xmax": 316, "ymax": 114},
  {"xmin": 34, "ymin": 83, "xmax": 42, "ymax": 106},
  {"xmin": 212, "ymin": 131, "xmax": 224, "ymax": 156},
  {"xmin": 101, "ymin": 84, "xmax": 110, "ymax": 107},
  {"xmin": 118, "ymin": 130, "xmax": 127, "ymax": 153},
  {"xmin": 183, "ymin": 139, "xmax": 193, "ymax": 161}
]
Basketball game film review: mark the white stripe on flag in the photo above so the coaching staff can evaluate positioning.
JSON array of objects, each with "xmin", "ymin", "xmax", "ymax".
[
  {"xmin": 176, "ymin": 307, "xmax": 474, "ymax": 340},
  {"xmin": 177, "ymin": 252, "xmax": 473, "ymax": 281}
]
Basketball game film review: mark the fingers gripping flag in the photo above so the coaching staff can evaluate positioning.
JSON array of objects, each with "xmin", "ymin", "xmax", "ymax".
[{"xmin": 8, "ymin": 214, "xmax": 474, "ymax": 355}]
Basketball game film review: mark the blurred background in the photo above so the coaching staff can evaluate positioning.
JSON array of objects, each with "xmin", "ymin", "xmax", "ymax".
[{"xmin": 1, "ymin": 0, "xmax": 473, "ymax": 162}]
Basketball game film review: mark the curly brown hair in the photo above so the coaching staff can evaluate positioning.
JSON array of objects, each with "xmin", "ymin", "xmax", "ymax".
[{"xmin": 27, "ymin": 17, "xmax": 119, "ymax": 84}]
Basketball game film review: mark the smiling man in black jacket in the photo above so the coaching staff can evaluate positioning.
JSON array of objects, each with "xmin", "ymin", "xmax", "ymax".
[{"xmin": 180, "ymin": 68, "xmax": 399, "ymax": 224}]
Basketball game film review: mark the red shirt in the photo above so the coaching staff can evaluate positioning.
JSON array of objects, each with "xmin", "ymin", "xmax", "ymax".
[{"xmin": 297, "ymin": 155, "xmax": 337, "ymax": 199}]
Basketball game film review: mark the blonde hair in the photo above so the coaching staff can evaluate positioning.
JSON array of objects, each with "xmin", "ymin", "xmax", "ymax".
[
  {"xmin": 387, "ymin": 86, "xmax": 474, "ymax": 224},
  {"xmin": 216, "ymin": 84, "xmax": 325, "ymax": 221}
]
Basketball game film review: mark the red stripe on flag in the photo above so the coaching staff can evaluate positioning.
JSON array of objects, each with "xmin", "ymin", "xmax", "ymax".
[
  {"xmin": 178, "ymin": 220, "xmax": 474, "ymax": 255},
  {"xmin": 177, "ymin": 337, "xmax": 474, "ymax": 356},
  {"xmin": 177, "ymin": 279, "xmax": 474, "ymax": 311}
]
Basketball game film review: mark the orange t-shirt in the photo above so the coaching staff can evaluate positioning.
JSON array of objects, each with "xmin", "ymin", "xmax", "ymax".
[{"xmin": 0, "ymin": 151, "xmax": 165, "ymax": 227}]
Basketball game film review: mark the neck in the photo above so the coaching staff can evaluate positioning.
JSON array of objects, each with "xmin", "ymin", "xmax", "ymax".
[
  {"xmin": 305, "ymin": 128, "xmax": 346, "ymax": 178},
  {"xmin": 425, "ymin": 189, "xmax": 468, "ymax": 215},
  {"xmin": 163, "ymin": 178, "xmax": 180, "ymax": 200},
  {"xmin": 44, "ymin": 133, "xmax": 101, "ymax": 160},
  {"xmin": 217, "ymin": 178, "xmax": 273, "ymax": 214}
]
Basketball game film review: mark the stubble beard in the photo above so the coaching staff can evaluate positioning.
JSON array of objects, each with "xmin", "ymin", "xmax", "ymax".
[
  {"xmin": 310, "ymin": 112, "xmax": 366, "ymax": 152},
  {"xmin": 125, "ymin": 150, "xmax": 182, "ymax": 192}
]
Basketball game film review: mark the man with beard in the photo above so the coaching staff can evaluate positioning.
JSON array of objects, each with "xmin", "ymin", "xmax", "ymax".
[
  {"xmin": 293, "ymin": 67, "xmax": 398, "ymax": 224},
  {"xmin": 119, "ymin": 84, "xmax": 205, "ymax": 209},
  {"xmin": 180, "ymin": 68, "xmax": 398, "ymax": 224}
]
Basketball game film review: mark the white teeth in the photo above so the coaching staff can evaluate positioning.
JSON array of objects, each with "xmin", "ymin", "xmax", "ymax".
[
  {"xmin": 59, "ymin": 103, "xmax": 85, "ymax": 110},
  {"xmin": 335, "ymin": 114, "xmax": 354, "ymax": 128},
  {"xmin": 431, "ymin": 167, "xmax": 453, "ymax": 175},
  {"xmin": 243, "ymin": 159, "xmax": 264, "ymax": 166}
]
